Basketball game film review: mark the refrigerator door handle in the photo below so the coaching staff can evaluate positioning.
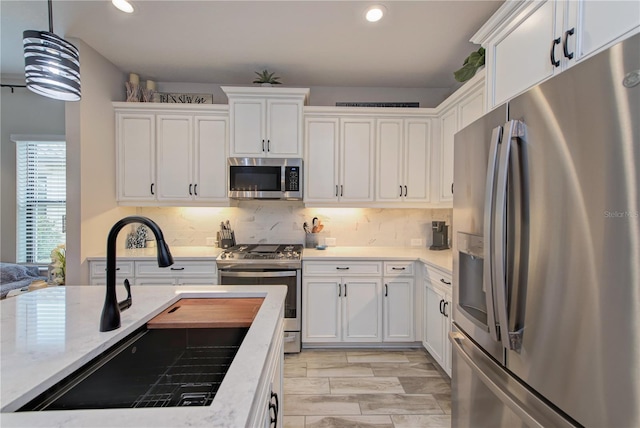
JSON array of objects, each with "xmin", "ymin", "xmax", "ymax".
[
  {"xmin": 483, "ymin": 125, "xmax": 503, "ymax": 342},
  {"xmin": 495, "ymin": 120, "xmax": 527, "ymax": 352}
]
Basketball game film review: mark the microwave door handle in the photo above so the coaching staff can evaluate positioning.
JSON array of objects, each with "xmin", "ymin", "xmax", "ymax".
[{"xmin": 483, "ymin": 125, "xmax": 503, "ymax": 343}]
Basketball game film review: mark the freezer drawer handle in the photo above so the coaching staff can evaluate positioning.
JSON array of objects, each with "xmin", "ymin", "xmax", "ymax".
[
  {"xmin": 449, "ymin": 331, "xmax": 549, "ymax": 428},
  {"xmin": 443, "ymin": 301, "xmax": 449, "ymax": 318},
  {"xmin": 439, "ymin": 299, "xmax": 444, "ymax": 315}
]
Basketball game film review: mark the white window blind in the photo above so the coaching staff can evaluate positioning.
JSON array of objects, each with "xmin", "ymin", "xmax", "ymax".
[{"xmin": 15, "ymin": 139, "xmax": 66, "ymax": 263}]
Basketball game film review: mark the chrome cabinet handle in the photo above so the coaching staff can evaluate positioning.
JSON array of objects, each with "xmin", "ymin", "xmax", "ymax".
[{"xmin": 563, "ymin": 28, "xmax": 575, "ymax": 59}]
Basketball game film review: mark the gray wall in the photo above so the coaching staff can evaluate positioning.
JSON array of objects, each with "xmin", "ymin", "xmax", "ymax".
[{"xmin": 0, "ymin": 80, "xmax": 66, "ymax": 262}]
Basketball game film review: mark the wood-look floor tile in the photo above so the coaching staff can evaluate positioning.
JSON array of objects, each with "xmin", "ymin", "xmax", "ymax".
[
  {"xmin": 284, "ymin": 415, "xmax": 305, "ymax": 428},
  {"xmin": 329, "ymin": 377, "xmax": 404, "ymax": 394},
  {"xmin": 307, "ymin": 363, "xmax": 374, "ymax": 378},
  {"xmin": 433, "ymin": 393, "xmax": 451, "ymax": 414},
  {"xmin": 297, "ymin": 350, "xmax": 348, "ymax": 363},
  {"xmin": 398, "ymin": 377, "xmax": 451, "ymax": 394},
  {"xmin": 358, "ymin": 393, "xmax": 443, "ymax": 415},
  {"xmin": 283, "ymin": 394, "xmax": 361, "ymax": 416},
  {"xmin": 346, "ymin": 351, "xmax": 409, "ymax": 363},
  {"xmin": 285, "ymin": 362, "xmax": 308, "ymax": 378},
  {"xmin": 391, "ymin": 414, "xmax": 452, "ymax": 428},
  {"xmin": 284, "ymin": 377, "xmax": 331, "ymax": 395},
  {"xmin": 403, "ymin": 350, "xmax": 437, "ymax": 364},
  {"xmin": 305, "ymin": 415, "xmax": 393, "ymax": 428},
  {"xmin": 370, "ymin": 362, "xmax": 441, "ymax": 377}
]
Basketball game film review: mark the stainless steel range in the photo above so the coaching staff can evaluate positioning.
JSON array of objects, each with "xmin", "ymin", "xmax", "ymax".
[{"xmin": 217, "ymin": 244, "xmax": 302, "ymax": 353}]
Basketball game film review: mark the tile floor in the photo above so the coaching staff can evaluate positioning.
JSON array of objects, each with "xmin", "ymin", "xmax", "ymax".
[{"xmin": 283, "ymin": 348, "xmax": 451, "ymax": 428}]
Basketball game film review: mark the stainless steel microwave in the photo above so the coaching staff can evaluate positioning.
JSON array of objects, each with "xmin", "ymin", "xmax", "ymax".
[{"xmin": 228, "ymin": 157, "xmax": 303, "ymax": 200}]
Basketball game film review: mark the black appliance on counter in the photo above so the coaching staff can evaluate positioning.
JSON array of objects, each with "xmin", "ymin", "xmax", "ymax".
[
  {"xmin": 430, "ymin": 221, "xmax": 450, "ymax": 250},
  {"xmin": 217, "ymin": 244, "xmax": 302, "ymax": 353}
]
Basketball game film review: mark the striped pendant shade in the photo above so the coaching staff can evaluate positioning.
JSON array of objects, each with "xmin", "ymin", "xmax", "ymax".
[{"xmin": 23, "ymin": 2, "xmax": 81, "ymax": 101}]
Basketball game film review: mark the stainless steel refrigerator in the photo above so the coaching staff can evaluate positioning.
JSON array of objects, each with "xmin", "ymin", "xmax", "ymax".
[{"xmin": 451, "ymin": 33, "xmax": 639, "ymax": 427}]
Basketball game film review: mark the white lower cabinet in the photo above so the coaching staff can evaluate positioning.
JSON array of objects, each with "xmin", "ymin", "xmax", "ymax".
[
  {"xmin": 88, "ymin": 259, "xmax": 217, "ymax": 286},
  {"xmin": 422, "ymin": 264, "xmax": 452, "ymax": 376},
  {"xmin": 249, "ymin": 318, "xmax": 284, "ymax": 428},
  {"xmin": 303, "ymin": 260, "xmax": 418, "ymax": 345},
  {"xmin": 303, "ymin": 277, "xmax": 382, "ymax": 343}
]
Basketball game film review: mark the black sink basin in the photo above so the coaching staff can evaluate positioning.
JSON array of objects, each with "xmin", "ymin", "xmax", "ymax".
[{"xmin": 19, "ymin": 327, "xmax": 248, "ymax": 411}]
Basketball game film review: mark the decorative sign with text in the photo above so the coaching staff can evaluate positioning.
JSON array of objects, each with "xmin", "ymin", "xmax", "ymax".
[{"xmin": 154, "ymin": 92, "xmax": 214, "ymax": 104}]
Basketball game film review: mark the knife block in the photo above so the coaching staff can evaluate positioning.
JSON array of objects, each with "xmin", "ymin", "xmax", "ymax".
[{"xmin": 217, "ymin": 231, "xmax": 236, "ymax": 249}]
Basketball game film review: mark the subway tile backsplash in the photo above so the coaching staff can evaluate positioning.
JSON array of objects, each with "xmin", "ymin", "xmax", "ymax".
[{"xmin": 137, "ymin": 203, "xmax": 452, "ymax": 248}]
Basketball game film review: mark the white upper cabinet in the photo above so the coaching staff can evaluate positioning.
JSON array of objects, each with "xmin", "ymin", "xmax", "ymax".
[
  {"xmin": 340, "ymin": 118, "xmax": 375, "ymax": 202},
  {"xmin": 117, "ymin": 112, "xmax": 156, "ymax": 202},
  {"xmin": 114, "ymin": 103, "xmax": 229, "ymax": 206},
  {"xmin": 376, "ymin": 118, "xmax": 431, "ymax": 203},
  {"xmin": 304, "ymin": 115, "xmax": 374, "ymax": 204},
  {"xmin": 222, "ymin": 87, "xmax": 309, "ymax": 158},
  {"xmin": 477, "ymin": 0, "xmax": 639, "ymax": 108},
  {"xmin": 436, "ymin": 75, "xmax": 485, "ymax": 203}
]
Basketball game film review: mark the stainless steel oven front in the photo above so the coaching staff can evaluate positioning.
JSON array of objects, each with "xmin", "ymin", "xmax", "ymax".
[{"xmin": 218, "ymin": 267, "xmax": 301, "ymax": 353}]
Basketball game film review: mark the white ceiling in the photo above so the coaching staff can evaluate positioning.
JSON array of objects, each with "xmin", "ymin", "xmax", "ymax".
[{"xmin": 1, "ymin": 0, "xmax": 503, "ymax": 89}]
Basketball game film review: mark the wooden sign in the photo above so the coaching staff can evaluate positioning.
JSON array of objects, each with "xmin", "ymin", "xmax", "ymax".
[{"xmin": 154, "ymin": 92, "xmax": 214, "ymax": 104}]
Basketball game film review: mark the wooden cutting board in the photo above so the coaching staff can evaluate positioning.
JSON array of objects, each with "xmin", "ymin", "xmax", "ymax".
[{"xmin": 147, "ymin": 298, "xmax": 264, "ymax": 329}]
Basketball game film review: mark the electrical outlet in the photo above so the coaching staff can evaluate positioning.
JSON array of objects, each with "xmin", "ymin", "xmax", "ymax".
[
  {"xmin": 325, "ymin": 237, "xmax": 337, "ymax": 246},
  {"xmin": 411, "ymin": 238, "xmax": 423, "ymax": 247},
  {"xmin": 206, "ymin": 237, "xmax": 216, "ymax": 246}
]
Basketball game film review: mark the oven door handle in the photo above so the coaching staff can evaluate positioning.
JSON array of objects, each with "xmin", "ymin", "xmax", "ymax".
[{"xmin": 219, "ymin": 271, "xmax": 297, "ymax": 278}]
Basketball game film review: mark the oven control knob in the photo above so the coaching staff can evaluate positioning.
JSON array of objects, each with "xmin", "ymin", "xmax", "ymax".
[
  {"xmin": 220, "ymin": 253, "xmax": 226, "ymax": 259},
  {"xmin": 228, "ymin": 253, "xmax": 234, "ymax": 258}
]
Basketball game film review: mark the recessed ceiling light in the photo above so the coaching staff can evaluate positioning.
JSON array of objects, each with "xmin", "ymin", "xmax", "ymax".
[
  {"xmin": 112, "ymin": 0, "xmax": 134, "ymax": 13},
  {"xmin": 365, "ymin": 5, "xmax": 386, "ymax": 23}
]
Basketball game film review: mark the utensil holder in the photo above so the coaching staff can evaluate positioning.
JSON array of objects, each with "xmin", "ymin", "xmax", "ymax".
[{"xmin": 305, "ymin": 234, "xmax": 319, "ymax": 249}]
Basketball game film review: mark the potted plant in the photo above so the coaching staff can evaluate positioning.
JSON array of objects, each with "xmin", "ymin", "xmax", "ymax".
[
  {"xmin": 454, "ymin": 47, "xmax": 485, "ymax": 83},
  {"xmin": 253, "ymin": 69, "xmax": 282, "ymax": 86}
]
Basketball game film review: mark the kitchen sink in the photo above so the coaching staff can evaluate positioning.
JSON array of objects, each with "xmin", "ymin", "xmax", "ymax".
[{"xmin": 18, "ymin": 326, "xmax": 248, "ymax": 411}]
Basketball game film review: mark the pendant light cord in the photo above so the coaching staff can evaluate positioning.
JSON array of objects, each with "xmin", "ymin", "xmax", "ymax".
[{"xmin": 48, "ymin": 0, "xmax": 54, "ymax": 33}]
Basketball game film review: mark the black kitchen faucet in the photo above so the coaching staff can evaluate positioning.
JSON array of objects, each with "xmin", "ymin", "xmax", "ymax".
[{"xmin": 100, "ymin": 216, "xmax": 173, "ymax": 332}]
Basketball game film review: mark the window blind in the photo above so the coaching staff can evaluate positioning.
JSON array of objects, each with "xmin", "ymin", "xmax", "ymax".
[{"xmin": 16, "ymin": 140, "xmax": 66, "ymax": 263}]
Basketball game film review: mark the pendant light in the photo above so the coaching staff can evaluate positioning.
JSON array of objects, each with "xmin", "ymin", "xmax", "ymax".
[{"xmin": 23, "ymin": 0, "xmax": 81, "ymax": 101}]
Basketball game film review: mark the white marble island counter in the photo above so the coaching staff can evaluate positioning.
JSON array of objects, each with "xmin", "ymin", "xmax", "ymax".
[{"xmin": 0, "ymin": 285, "xmax": 286, "ymax": 427}]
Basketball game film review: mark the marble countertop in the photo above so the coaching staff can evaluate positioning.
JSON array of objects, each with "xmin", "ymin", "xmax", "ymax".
[
  {"xmin": 85, "ymin": 246, "xmax": 224, "ymax": 261},
  {"xmin": 87, "ymin": 246, "xmax": 452, "ymax": 272},
  {"xmin": 0, "ymin": 284, "xmax": 286, "ymax": 427},
  {"xmin": 302, "ymin": 247, "xmax": 452, "ymax": 272}
]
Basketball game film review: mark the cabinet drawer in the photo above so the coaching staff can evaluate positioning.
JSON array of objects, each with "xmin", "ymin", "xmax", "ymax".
[
  {"xmin": 90, "ymin": 261, "xmax": 134, "ymax": 277},
  {"xmin": 135, "ymin": 260, "xmax": 216, "ymax": 277},
  {"xmin": 423, "ymin": 263, "xmax": 452, "ymax": 288},
  {"xmin": 303, "ymin": 261, "xmax": 382, "ymax": 276},
  {"xmin": 384, "ymin": 261, "xmax": 414, "ymax": 276}
]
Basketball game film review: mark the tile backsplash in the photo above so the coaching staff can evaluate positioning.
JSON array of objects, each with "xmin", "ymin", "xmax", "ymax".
[{"xmin": 137, "ymin": 203, "xmax": 452, "ymax": 248}]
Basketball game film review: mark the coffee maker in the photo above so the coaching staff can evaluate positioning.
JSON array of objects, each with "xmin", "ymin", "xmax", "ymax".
[{"xmin": 430, "ymin": 221, "xmax": 450, "ymax": 250}]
